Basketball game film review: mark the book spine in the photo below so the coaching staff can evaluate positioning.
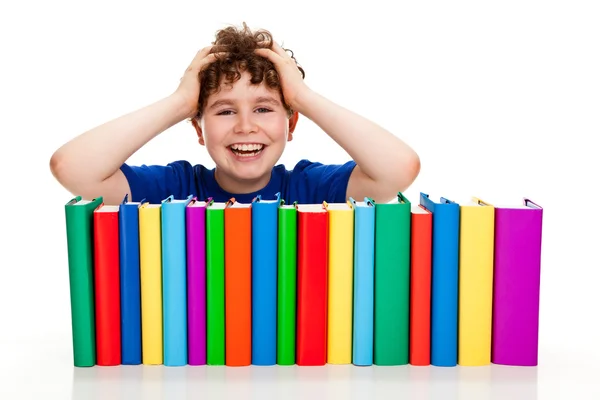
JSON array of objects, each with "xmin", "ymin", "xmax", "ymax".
[
  {"xmin": 277, "ymin": 207, "xmax": 297, "ymax": 365},
  {"xmin": 374, "ymin": 203, "xmax": 411, "ymax": 365},
  {"xmin": 458, "ymin": 205, "xmax": 495, "ymax": 366},
  {"xmin": 93, "ymin": 210, "xmax": 121, "ymax": 366},
  {"xmin": 139, "ymin": 206, "xmax": 163, "ymax": 365},
  {"xmin": 326, "ymin": 209, "xmax": 354, "ymax": 364},
  {"xmin": 65, "ymin": 201, "xmax": 99, "ymax": 367},
  {"xmin": 353, "ymin": 205, "xmax": 375, "ymax": 366},
  {"xmin": 251, "ymin": 202, "xmax": 278, "ymax": 365},
  {"xmin": 430, "ymin": 204, "xmax": 460, "ymax": 367},
  {"xmin": 186, "ymin": 205, "xmax": 207, "ymax": 365},
  {"xmin": 492, "ymin": 207, "xmax": 543, "ymax": 366},
  {"xmin": 161, "ymin": 202, "xmax": 188, "ymax": 366},
  {"xmin": 224, "ymin": 207, "xmax": 252, "ymax": 366},
  {"xmin": 409, "ymin": 211, "xmax": 432, "ymax": 366},
  {"xmin": 206, "ymin": 208, "xmax": 225, "ymax": 365},
  {"xmin": 119, "ymin": 204, "xmax": 142, "ymax": 365},
  {"xmin": 296, "ymin": 211, "xmax": 328, "ymax": 366}
]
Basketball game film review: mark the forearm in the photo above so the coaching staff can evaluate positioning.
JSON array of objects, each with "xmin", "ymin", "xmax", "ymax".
[
  {"xmin": 51, "ymin": 94, "xmax": 189, "ymax": 185},
  {"xmin": 295, "ymin": 90, "xmax": 420, "ymax": 185}
]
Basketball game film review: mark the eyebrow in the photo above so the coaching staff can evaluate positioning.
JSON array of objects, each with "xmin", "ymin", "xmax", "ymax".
[
  {"xmin": 255, "ymin": 96, "xmax": 281, "ymax": 107},
  {"xmin": 208, "ymin": 96, "xmax": 281, "ymax": 110},
  {"xmin": 208, "ymin": 99, "xmax": 235, "ymax": 110}
]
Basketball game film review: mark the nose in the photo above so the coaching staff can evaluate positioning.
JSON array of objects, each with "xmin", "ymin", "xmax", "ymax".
[{"xmin": 234, "ymin": 111, "xmax": 258, "ymax": 135}]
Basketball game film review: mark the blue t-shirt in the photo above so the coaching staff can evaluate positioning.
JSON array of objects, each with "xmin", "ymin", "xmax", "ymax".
[{"xmin": 119, "ymin": 159, "xmax": 357, "ymax": 205}]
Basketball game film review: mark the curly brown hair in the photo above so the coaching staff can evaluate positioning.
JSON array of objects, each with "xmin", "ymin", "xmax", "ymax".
[{"xmin": 195, "ymin": 22, "xmax": 305, "ymax": 120}]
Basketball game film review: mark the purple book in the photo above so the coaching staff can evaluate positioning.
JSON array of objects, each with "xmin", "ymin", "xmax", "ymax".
[
  {"xmin": 491, "ymin": 198, "xmax": 543, "ymax": 366},
  {"xmin": 186, "ymin": 197, "xmax": 211, "ymax": 365}
]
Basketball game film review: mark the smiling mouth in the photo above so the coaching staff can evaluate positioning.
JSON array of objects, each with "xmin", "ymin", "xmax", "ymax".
[{"xmin": 228, "ymin": 143, "xmax": 265, "ymax": 157}]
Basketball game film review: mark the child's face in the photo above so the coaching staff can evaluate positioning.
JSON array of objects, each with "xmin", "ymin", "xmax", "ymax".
[{"xmin": 197, "ymin": 71, "xmax": 295, "ymax": 187}]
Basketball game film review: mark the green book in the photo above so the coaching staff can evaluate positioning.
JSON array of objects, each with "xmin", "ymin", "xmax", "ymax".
[
  {"xmin": 206, "ymin": 200, "xmax": 226, "ymax": 365},
  {"xmin": 64, "ymin": 195, "xmax": 103, "ymax": 367},
  {"xmin": 374, "ymin": 192, "xmax": 411, "ymax": 365},
  {"xmin": 277, "ymin": 200, "xmax": 297, "ymax": 365}
]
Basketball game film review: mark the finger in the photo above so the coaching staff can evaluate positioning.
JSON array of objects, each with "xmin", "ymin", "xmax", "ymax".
[
  {"xmin": 188, "ymin": 46, "xmax": 217, "ymax": 70},
  {"xmin": 270, "ymin": 41, "xmax": 289, "ymax": 58},
  {"xmin": 186, "ymin": 52, "xmax": 226, "ymax": 74},
  {"xmin": 257, "ymin": 40, "xmax": 287, "ymax": 59},
  {"xmin": 254, "ymin": 48, "xmax": 283, "ymax": 63},
  {"xmin": 198, "ymin": 52, "xmax": 227, "ymax": 70},
  {"xmin": 194, "ymin": 46, "xmax": 213, "ymax": 61}
]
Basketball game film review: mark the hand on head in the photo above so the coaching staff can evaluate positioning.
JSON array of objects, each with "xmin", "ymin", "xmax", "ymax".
[
  {"xmin": 174, "ymin": 46, "xmax": 226, "ymax": 119},
  {"xmin": 254, "ymin": 41, "xmax": 310, "ymax": 113}
]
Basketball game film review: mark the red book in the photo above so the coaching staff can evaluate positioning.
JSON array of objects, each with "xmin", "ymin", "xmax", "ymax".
[
  {"xmin": 93, "ymin": 204, "xmax": 121, "ymax": 366},
  {"xmin": 224, "ymin": 199, "xmax": 252, "ymax": 366},
  {"xmin": 409, "ymin": 204, "xmax": 432, "ymax": 366},
  {"xmin": 296, "ymin": 203, "xmax": 328, "ymax": 366}
]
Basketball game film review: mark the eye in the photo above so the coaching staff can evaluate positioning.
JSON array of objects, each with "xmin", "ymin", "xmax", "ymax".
[
  {"xmin": 255, "ymin": 107, "xmax": 272, "ymax": 113},
  {"xmin": 217, "ymin": 110, "xmax": 234, "ymax": 116}
]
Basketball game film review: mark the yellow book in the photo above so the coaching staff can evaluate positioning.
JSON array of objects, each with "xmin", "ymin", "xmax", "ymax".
[
  {"xmin": 458, "ymin": 197, "xmax": 495, "ymax": 366},
  {"xmin": 324, "ymin": 201, "xmax": 354, "ymax": 364},
  {"xmin": 139, "ymin": 202, "xmax": 163, "ymax": 365}
]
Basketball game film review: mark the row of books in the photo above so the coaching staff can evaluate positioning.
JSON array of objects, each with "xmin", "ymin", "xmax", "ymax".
[{"xmin": 64, "ymin": 191, "xmax": 543, "ymax": 368}]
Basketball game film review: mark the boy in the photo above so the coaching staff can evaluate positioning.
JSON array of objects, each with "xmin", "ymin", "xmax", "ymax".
[{"xmin": 50, "ymin": 24, "xmax": 420, "ymax": 205}]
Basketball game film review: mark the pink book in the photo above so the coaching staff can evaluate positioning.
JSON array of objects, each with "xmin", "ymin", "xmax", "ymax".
[
  {"xmin": 186, "ymin": 197, "xmax": 211, "ymax": 365},
  {"xmin": 489, "ymin": 198, "xmax": 543, "ymax": 366}
]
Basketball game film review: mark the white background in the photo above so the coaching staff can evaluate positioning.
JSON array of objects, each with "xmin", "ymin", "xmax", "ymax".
[{"xmin": 1, "ymin": 0, "xmax": 599, "ymax": 398}]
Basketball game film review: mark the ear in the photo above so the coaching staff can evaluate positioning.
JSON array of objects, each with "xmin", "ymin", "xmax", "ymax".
[
  {"xmin": 287, "ymin": 111, "xmax": 299, "ymax": 141},
  {"xmin": 191, "ymin": 117, "xmax": 205, "ymax": 146}
]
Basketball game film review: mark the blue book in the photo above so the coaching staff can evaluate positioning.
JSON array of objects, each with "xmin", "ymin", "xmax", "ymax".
[
  {"xmin": 419, "ymin": 192, "xmax": 460, "ymax": 367},
  {"xmin": 251, "ymin": 192, "xmax": 280, "ymax": 365},
  {"xmin": 161, "ymin": 194, "xmax": 193, "ymax": 366},
  {"xmin": 118, "ymin": 195, "xmax": 143, "ymax": 365},
  {"xmin": 350, "ymin": 197, "xmax": 375, "ymax": 366}
]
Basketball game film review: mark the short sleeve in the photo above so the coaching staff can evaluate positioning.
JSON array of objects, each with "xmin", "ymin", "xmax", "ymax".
[
  {"xmin": 290, "ymin": 159, "xmax": 357, "ymax": 203},
  {"xmin": 119, "ymin": 160, "xmax": 196, "ymax": 204}
]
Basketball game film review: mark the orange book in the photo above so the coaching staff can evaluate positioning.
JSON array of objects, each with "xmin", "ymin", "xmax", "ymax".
[{"xmin": 224, "ymin": 198, "xmax": 252, "ymax": 366}]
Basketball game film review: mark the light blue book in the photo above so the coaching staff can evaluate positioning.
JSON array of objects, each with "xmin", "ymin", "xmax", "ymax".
[
  {"xmin": 419, "ymin": 192, "xmax": 460, "ymax": 367},
  {"xmin": 161, "ymin": 194, "xmax": 193, "ymax": 366},
  {"xmin": 251, "ymin": 193, "xmax": 280, "ymax": 365},
  {"xmin": 350, "ymin": 197, "xmax": 375, "ymax": 366}
]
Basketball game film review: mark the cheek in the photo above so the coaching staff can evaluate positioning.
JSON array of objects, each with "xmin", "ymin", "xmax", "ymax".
[
  {"xmin": 263, "ymin": 116, "xmax": 289, "ymax": 139},
  {"xmin": 202, "ymin": 119, "xmax": 229, "ymax": 146}
]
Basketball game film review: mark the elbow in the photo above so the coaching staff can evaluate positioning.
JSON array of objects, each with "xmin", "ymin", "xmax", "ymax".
[
  {"xmin": 50, "ymin": 150, "xmax": 119, "ymax": 202},
  {"xmin": 49, "ymin": 150, "xmax": 66, "ymax": 184},
  {"xmin": 49, "ymin": 150, "xmax": 81, "ymax": 195},
  {"xmin": 400, "ymin": 151, "xmax": 420, "ymax": 191},
  {"xmin": 409, "ymin": 152, "xmax": 421, "ymax": 183}
]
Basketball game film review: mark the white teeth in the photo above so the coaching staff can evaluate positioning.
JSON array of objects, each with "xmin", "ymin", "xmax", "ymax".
[
  {"xmin": 230, "ymin": 143, "xmax": 264, "ymax": 157},
  {"xmin": 231, "ymin": 143, "xmax": 264, "ymax": 151}
]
